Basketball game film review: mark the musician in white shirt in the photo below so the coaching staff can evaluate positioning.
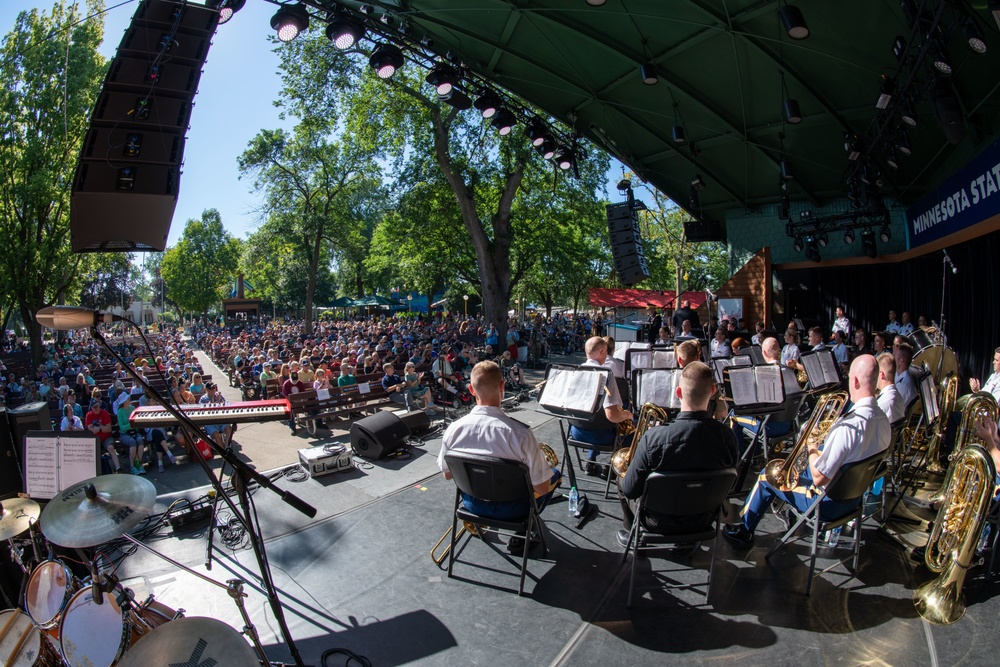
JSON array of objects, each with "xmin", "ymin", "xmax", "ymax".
[
  {"xmin": 970, "ymin": 347, "xmax": 1000, "ymax": 403},
  {"xmin": 885, "ymin": 310, "xmax": 902, "ymax": 335},
  {"xmin": 876, "ymin": 354, "xmax": 905, "ymax": 424},
  {"xmin": 831, "ymin": 306, "xmax": 851, "ymax": 340},
  {"xmin": 898, "ymin": 311, "xmax": 915, "ymax": 336},
  {"xmin": 831, "ymin": 330, "xmax": 850, "ymax": 365},
  {"xmin": 602, "ymin": 336, "xmax": 626, "ymax": 379},
  {"xmin": 781, "ymin": 330, "xmax": 802, "ymax": 366},
  {"xmin": 710, "ymin": 328, "xmax": 732, "ymax": 358},
  {"xmin": 894, "ymin": 342, "xmax": 917, "ymax": 407}
]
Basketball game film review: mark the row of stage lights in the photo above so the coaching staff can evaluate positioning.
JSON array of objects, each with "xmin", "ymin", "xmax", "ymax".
[
  {"xmin": 787, "ymin": 208, "xmax": 893, "ymax": 263},
  {"xmin": 208, "ymin": 0, "xmax": 581, "ymax": 172}
]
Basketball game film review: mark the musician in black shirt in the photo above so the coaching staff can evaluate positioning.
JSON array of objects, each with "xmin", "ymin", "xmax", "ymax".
[{"xmin": 617, "ymin": 361, "xmax": 738, "ymax": 547}]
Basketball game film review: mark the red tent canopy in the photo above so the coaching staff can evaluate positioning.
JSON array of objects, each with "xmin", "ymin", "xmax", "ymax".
[{"xmin": 587, "ymin": 288, "xmax": 706, "ymax": 310}]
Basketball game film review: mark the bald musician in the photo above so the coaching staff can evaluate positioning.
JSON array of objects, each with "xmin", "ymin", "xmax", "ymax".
[{"xmin": 724, "ymin": 355, "xmax": 890, "ymax": 547}]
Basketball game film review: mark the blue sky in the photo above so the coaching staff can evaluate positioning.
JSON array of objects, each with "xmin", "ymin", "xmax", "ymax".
[{"xmin": 2, "ymin": 1, "xmax": 623, "ymax": 248}]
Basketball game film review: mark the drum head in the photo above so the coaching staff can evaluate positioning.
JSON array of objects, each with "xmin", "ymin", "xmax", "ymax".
[
  {"xmin": 118, "ymin": 617, "xmax": 258, "ymax": 667},
  {"xmin": 0, "ymin": 610, "xmax": 45, "ymax": 667},
  {"xmin": 913, "ymin": 345, "xmax": 959, "ymax": 384},
  {"xmin": 25, "ymin": 560, "xmax": 73, "ymax": 628},
  {"xmin": 59, "ymin": 590, "xmax": 125, "ymax": 667}
]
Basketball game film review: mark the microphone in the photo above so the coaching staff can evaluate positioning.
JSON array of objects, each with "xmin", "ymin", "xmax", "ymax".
[
  {"xmin": 36, "ymin": 306, "xmax": 125, "ymax": 331},
  {"xmin": 90, "ymin": 561, "xmax": 104, "ymax": 605},
  {"xmin": 942, "ymin": 249, "xmax": 958, "ymax": 274}
]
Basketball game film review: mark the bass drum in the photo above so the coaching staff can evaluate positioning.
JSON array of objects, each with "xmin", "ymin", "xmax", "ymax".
[
  {"xmin": 909, "ymin": 328, "xmax": 958, "ymax": 383},
  {"xmin": 0, "ymin": 609, "xmax": 62, "ymax": 666}
]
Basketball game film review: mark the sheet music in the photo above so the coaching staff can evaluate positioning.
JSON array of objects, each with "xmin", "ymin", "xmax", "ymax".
[
  {"xmin": 802, "ymin": 349, "xmax": 840, "ymax": 389},
  {"xmin": 781, "ymin": 368, "xmax": 804, "ymax": 396},
  {"xmin": 748, "ymin": 346, "xmax": 766, "ymax": 365},
  {"xmin": 728, "ymin": 367, "xmax": 759, "ymax": 406},
  {"xmin": 613, "ymin": 342, "xmax": 631, "ymax": 362},
  {"xmin": 920, "ymin": 374, "xmax": 940, "ymax": 423},
  {"xmin": 652, "ymin": 350, "xmax": 677, "ymax": 369},
  {"xmin": 540, "ymin": 369, "xmax": 571, "ymax": 408},
  {"xmin": 756, "ymin": 365, "xmax": 784, "ymax": 404},
  {"xmin": 631, "ymin": 350, "xmax": 652, "ymax": 371},
  {"xmin": 817, "ymin": 350, "xmax": 840, "ymax": 385},
  {"xmin": 58, "ymin": 436, "xmax": 98, "ymax": 491},
  {"xmin": 713, "ymin": 357, "xmax": 735, "ymax": 385},
  {"xmin": 637, "ymin": 369, "xmax": 681, "ymax": 409},
  {"xmin": 24, "ymin": 435, "xmax": 59, "ymax": 499},
  {"xmin": 732, "ymin": 355, "xmax": 752, "ymax": 366},
  {"xmin": 540, "ymin": 369, "xmax": 603, "ymax": 413}
]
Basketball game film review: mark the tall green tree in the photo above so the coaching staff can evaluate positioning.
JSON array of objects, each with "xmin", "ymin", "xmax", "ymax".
[
  {"xmin": 75, "ymin": 253, "xmax": 132, "ymax": 310},
  {"xmin": 161, "ymin": 209, "xmax": 240, "ymax": 315},
  {"xmin": 0, "ymin": 1, "xmax": 105, "ymax": 362}
]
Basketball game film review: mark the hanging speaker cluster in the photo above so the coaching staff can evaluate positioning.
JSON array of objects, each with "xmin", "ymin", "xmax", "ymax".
[
  {"xmin": 71, "ymin": 0, "xmax": 218, "ymax": 252},
  {"xmin": 607, "ymin": 203, "xmax": 650, "ymax": 286}
]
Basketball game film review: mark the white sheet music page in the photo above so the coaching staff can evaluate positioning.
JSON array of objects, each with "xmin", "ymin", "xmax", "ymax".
[
  {"xmin": 540, "ymin": 369, "xmax": 602, "ymax": 412},
  {"xmin": 652, "ymin": 350, "xmax": 677, "ymax": 369},
  {"xmin": 24, "ymin": 435, "xmax": 60, "ymax": 499},
  {"xmin": 756, "ymin": 365, "xmax": 784, "ymax": 404},
  {"xmin": 613, "ymin": 343, "xmax": 631, "ymax": 362},
  {"xmin": 728, "ymin": 367, "xmax": 758, "ymax": 406},
  {"xmin": 540, "ymin": 369, "xmax": 571, "ymax": 409},
  {"xmin": 638, "ymin": 369, "xmax": 676, "ymax": 408},
  {"xmin": 818, "ymin": 350, "xmax": 839, "ymax": 385},
  {"xmin": 58, "ymin": 435, "xmax": 98, "ymax": 491},
  {"xmin": 631, "ymin": 350, "xmax": 652, "ymax": 371}
]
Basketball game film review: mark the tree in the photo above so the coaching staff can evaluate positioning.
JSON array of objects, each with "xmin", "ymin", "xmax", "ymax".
[
  {"xmin": 161, "ymin": 209, "xmax": 240, "ymax": 315},
  {"xmin": 76, "ymin": 253, "xmax": 132, "ymax": 310},
  {"xmin": 0, "ymin": 1, "xmax": 106, "ymax": 362}
]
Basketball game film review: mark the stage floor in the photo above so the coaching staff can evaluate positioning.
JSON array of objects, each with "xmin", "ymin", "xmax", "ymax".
[{"xmin": 111, "ymin": 402, "xmax": 1000, "ymax": 667}]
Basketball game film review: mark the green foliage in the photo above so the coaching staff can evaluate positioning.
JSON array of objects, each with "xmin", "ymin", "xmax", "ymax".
[
  {"xmin": 75, "ymin": 253, "xmax": 132, "ymax": 310},
  {"xmin": 161, "ymin": 210, "xmax": 240, "ymax": 314},
  {"xmin": 0, "ymin": 0, "xmax": 106, "ymax": 361}
]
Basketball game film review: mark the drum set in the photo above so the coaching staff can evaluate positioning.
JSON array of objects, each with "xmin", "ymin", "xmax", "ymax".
[{"xmin": 1, "ymin": 477, "xmax": 262, "ymax": 666}]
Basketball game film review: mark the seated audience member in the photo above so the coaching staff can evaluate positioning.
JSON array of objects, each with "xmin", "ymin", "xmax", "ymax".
[
  {"xmin": 437, "ymin": 361, "xmax": 561, "ymax": 554},
  {"xmin": 139, "ymin": 389, "xmax": 177, "ymax": 473},
  {"xmin": 724, "ymin": 355, "xmax": 890, "ymax": 548},
  {"xmin": 282, "ymin": 370, "xmax": 307, "ymax": 434},
  {"xmin": 85, "ymin": 399, "xmax": 119, "ymax": 473},
  {"xmin": 500, "ymin": 350, "xmax": 526, "ymax": 389},
  {"xmin": 199, "ymin": 382, "xmax": 232, "ymax": 449},
  {"xmin": 404, "ymin": 361, "xmax": 439, "ymax": 414},
  {"xmin": 381, "ymin": 363, "xmax": 412, "ymax": 411},
  {"xmin": 60, "ymin": 404, "xmax": 84, "ymax": 432},
  {"xmin": 116, "ymin": 393, "xmax": 145, "ymax": 475},
  {"xmin": 617, "ymin": 361, "xmax": 738, "ymax": 547}
]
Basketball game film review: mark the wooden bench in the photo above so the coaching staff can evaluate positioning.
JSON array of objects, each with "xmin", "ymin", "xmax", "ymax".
[{"xmin": 286, "ymin": 382, "xmax": 396, "ymax": 435}]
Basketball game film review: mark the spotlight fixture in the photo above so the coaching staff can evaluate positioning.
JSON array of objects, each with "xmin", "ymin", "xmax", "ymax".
[
  {"xmin": 879, "ymin": 225, "xmax": 892, "ymax": 242},
  {"xmin": 876, "ymin": 76, "xmax": 896, "ymax": 110},
  {"xmin": 844, "ymin": 133, "xmax": 861, "ymax": 161},
  {"xmin": 325, "ymin": 16, "xmax": 364, "ymax": 49},
  {"xmin": 555, "ymin": 147, "xmax": 574, "ymax": 170},
  {"xmin": 780, "ymin": 159, "xmax": 794, "ymax": 181},
  {"xmin": 691, "ymin": 174, "xmax": 705, "ymax": 191},
  {"xmin": 369, "ymin": 44, "xmax": 404, "ymax": 79},
  {"xmin": 779, "ymin": 4, "xmax": 809, "ymax": 40},
  {"xmin": 885, "ymin": 146, "xmax": 899, "ymax": 170},
  {"xmin": 861, "ymin": 229, "xmax": 878, "ymax": 258},
  {"xmin": 270, "ymin": 3, "xmax": 309, "ymax": 42},
  {"xmin": 617, "ymin": 178, "xmax": 632, "ymax": 193},
  {"xmin": 818, "ymin": 232, "xmax": 829, "ymax": 248},
  {"xmin": 896, "ymin": 131, "xmax": 912, "ymax": 156},
  {"xmin": 793, "ymin": 236, "xmax": 803, "ymax": 253},
  {"xmin": 640, "ymin": 62, "xmax": 658, "ymax": 85},
  {"xmin": 525, "ymin": 121, "xmax": 548, "ymax": 147},
  {"xmin": 538, "ymin": 139, "xmax": 557, "ymax": 160},
  {"xmin": 425, "ymin": 64, "xmax": 458, "ymax": 96},
  {"xmin": 438, "ymin": 89, "xmax": 471, "ymax": 111},
  {"xmin": 844, "ymin": 229, "xmax": 855, "ymax": 245},
  {"xmin": 671, "ymin": 125, "xmax": 686, "ymax": 144},
  {"xmin": 930, "ymin": 40, "xmax": 952, "ymax": 75},
  {"xmin": 780, "ymin": 71, "xmax": 801, "ymax": 124},
  {"xmin": 491, "ymin": 108, "xmax": 517, "ymax": 135},
  {"xmin": 473, "ymin": 93, "xmax": 500, "ymax": 119},
  {"xmin": 892, "ymin": 35, "xmax": 907, "ymax": 61},
  {"xmin": 586, "ymin": 0, "xmax": 607, "ymax": 5},
  {"xmin": 210, "ymin": 0, "xmax": 245, "ymax": 24},
  {"xmin": 900, "ymin": 99, "xmax": 918, "ymax": 127},
  {"xmin": 964, "ymin": 17, "xmax": 987, "ymax": 54}
]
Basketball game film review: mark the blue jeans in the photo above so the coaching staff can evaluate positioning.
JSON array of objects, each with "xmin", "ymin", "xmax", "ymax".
[
  {"xmin": 569, "ymin": 424, "xmax": 617, "ymax": 461},
  {"xmin": 461, "ymin": 469, "xmax": 562, "ymax": 520}
]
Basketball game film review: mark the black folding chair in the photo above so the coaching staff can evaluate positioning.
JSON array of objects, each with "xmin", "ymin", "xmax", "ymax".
[
  {"xmin": 621, "ymin": 468, "xmax": 737, "ymax": 606},
  {"xmin": 765, "ymin": 450, "xmax": 888, "ymax": 596},
  {"xmin": 444, "ymin": 453, "xmax": 549, "ymax": 596},
  {"xmin": 560, "ymin": 415, "xmax": 619, "ymax": 499}
]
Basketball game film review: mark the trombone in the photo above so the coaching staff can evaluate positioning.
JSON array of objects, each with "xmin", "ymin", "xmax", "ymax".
[{"xmin": 430, "ymin": 521, "xmax": 479, "ymax": 566}]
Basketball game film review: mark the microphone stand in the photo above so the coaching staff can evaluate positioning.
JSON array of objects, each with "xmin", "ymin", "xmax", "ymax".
[{"xmin": 89, "ymin": 322, "xmax": 314, "ymax": 667}]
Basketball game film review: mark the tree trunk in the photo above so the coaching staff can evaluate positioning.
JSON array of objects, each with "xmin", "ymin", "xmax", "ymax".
[
  {"xmin": 21, "ymin": 302, "xmax": 43, "ymax": 367},
  {"xmin": 355, "ymin": 267, "xmax": 364, "ymax": 299},
  {"xmin": 304, "ymin": 227, "xmax": 323, "ymax": 335}
]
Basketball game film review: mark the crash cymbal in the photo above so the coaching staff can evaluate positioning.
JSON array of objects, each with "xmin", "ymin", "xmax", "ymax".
[
  {"xmin": 0, "ymin": 497, "xmax": 40, "ymax": 541},
  {"xmin": 117, "ymin": 617, "xmax": 259, "ymax": 667},
  {"xmin": 39, "ymin": 475, "xmax": 156, "ymax": 548}
]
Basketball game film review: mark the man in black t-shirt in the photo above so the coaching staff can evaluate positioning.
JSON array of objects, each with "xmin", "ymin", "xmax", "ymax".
[{"xmin": 617, "ymin": 361, "xmax": 738, "ymax": 547}]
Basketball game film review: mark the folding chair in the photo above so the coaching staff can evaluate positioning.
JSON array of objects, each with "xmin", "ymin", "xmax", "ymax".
[
  {"xmin": 765, "ymin": 450, "xmax": 887, "ymax": 596},
  {"xmin": 560, "ymin": 415, "xmax": 619, "ymax": 499},
  {"xmin": 622, "ymin": 468, "xmax": 737, "ymax": 606},
  {"xmin": 444, "ymin": 453, "xmax": 549, "ymax": 596}
]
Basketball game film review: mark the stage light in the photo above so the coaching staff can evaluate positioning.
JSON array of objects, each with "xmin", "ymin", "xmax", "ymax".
[
  {"xmin": 210, "ymin": 0, "xmax": 245, "ymax": 25},
  {"xmin": 780, "ymin": 159, "xmax": 794, "ymax": 181},
  {"xmin": 526, "ymin": 120, "xmax": 548, "ymax": 147},
  {"xmin": 617, "ymin": 178, "xmax": 632, "ymax": 193},
  {"xmin": 671, "ymin": 125, "xmax": 686, "ymax": 144},
  {"xmin": 862, "ymin": 229, "xmax": 877, "ymax": 258},
  {"xmin": 885, "ymin": 146, "xmax": 899, "ymax": 170},
  {"xmin": 879, "ymin": 225, "xmax": 892, "ymax": 242},
  {"xmin": 426, "ymin": 64, "xmax": 457, "ymax": 95},
  {"xmin": 326, "ymin": 16, "xmax": 364, "ymax": 49},
  {"xmin": 818, "ymin": 232, "xmax": 828, "ymax": 248},
  {"xmin": 896, "ymin": 132, "xmax": 912, "ymax": 156},
  {"xmin": 779, "ymin": 4, "xmax": 809, "ymax": 40},
  {"xmin": 965, "ymin": 17, "xmax": 987, "ymax": 54},
  {"xmin": 438, "ymin": 89, "xmax": 471, "ymax": 110},
  {"xmin": 691, "ymin": 174, "xmax": 705, "ymax": 191},
  {"xmin": 640, "ymin": 62, "xmax": 658, "ymax": 85},
  {"xmin": 892, "ymin": 35, "xmax": 907, "ymax": 60},
  {"xmin": 930, "ymin": 41, "xmax": 952, "ymax": 76},
  {"xmin": 270, "ymin": 3, "xmax": 309, "ymax": 42},
  {"xmin": 369, "ymin": 44, "xmax": 404, "ymax": 79},
  {"xmin": 793, "ymin": 236, "xmax": 803, "ymax": 253},
  {"xmin": 586, "ymin": 0, "xmax": 607, "ymax": 5},
  {"xmin": 473, "ymin": 93, "xmax": 500, "ymax": 118},
  {"xmin": 491, "ymin": 108, "xmax": 516, "ymax": 135},
  {"xmin": 876, "ymin": 77, "xmax": 895, "ymax": 110},
  {"xmin": 900, "ymin": 98, "xmax": 918, "ymax": 127},
  {"xmin": 539, "ymin": 139, "xmax": 557, "ymax": 160},
  {"xmin": 844, "ymin": 133, "xmax": 861, "ymax": 161},
  {"xmin": 932, "ymin": 80, "xmax": 964, "ymax": 145},
  {"xmin": 555, "ymin": 148, "xmax": 575, "ymax": 170},
  {"xmin": 844, "ymin": 229, "xmax": 855, "ymax": 245},
  {"xmin": 783, "ymin": 98, "xmax": 802, "ymax": 124}
]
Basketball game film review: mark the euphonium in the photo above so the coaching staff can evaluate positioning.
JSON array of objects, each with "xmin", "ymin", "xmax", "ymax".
[
  {"xmin": 611, "ymin": 403, "xmax": 669, "ymax": 477},
  {"xmin": 925, "ymin": 372, "xmax": 959, "ymax": 474},
  {"xmin": 763, "ymin": 390, "xmax": 848, "ymax": 492},
  {"xmin": 914, "ymin": 392, "xmax": 998, "ymax": 625}
]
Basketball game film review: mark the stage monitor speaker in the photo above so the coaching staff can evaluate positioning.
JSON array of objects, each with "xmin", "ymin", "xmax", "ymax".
[
  {"xmin": 397, "ymin": 410, "xmax": 431, "ymax": 436},
  {"xmin": 7, "ymin": 402, "xmax": 51, "ymax": 477},
  {"xmin": 350, "ymin": 411, "xmax": 411, "ymax": 460},
  {"xmin": 0, "ymin": 408, "xmax": 23, "ymax": 499},
  {"xmin": 683, "ymin": 219, "xmax": 726, "ymax": 243},
  {"xmin": 71, "ymin": 0, "xmax": 218, "ymax": 253}
]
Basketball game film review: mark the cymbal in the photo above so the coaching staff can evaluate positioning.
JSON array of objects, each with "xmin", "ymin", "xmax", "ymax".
[
  {"xmin": 39, "ymin": 475, "xmax": 156, "ymax": 548},
  {"xmin": 117, "ymin": 617, "xmax": 259, "ymax": 666},
  {"xmin": 0, "ymin": 497, "xmax": 40, "ymax": 541}
]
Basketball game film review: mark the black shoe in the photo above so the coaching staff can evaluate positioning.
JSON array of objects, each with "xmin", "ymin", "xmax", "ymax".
[
  {"xmin": 910, "ymin": 545, "xmax": 926, "ymax": 562},
  {"xmin": 507, "ymin": 535, "xmax": 540, "ymax": 555},
  {"xmin": 585, "ymin": 461, "xmax": 607, "ymax": 478},
  {"xmin": 723, "ymin": 524, "xmax": 755, "ymax": 549}
]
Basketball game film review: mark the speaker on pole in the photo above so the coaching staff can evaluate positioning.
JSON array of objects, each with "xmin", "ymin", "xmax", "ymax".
[
  {"xmin": 71, "ymin": 0, "xmax": 219, "ymax": 253},
  {"xmin": 607, "ymin": 203, "xmax": 650, "ymax": 286},
  {"xmin": 350, "ymin": 411, "xmax": 411, "ymax": 460}
]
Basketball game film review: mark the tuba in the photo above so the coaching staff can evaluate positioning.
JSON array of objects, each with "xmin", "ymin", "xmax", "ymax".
[
  {"xmin": 764, "ymin": 390, "xmax": 848, "ymax": 492},
  {"xmin": 611, "ymin": 403, "xmax": 669, "ymax": 478},
  {"xmin": 914, "ymin": 392, "xmax": 998, "ymax": 625},
  {"xmin": 924, "ymin": 372, "xmax": 959, "ymax": 474}
]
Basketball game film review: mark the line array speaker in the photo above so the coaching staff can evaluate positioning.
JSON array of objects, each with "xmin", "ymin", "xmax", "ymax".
[
  {"xmin": 607, "ymin": 203, "xmax": 650, "ymax": 286},
  {"xmin": 71, "ymin": 0, "xmax": 218, "ymax": 253}
]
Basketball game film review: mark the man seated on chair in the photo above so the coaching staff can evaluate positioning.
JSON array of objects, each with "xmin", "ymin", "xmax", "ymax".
[
  {"xmin": 730, "ymin": 337, "xmax": 792, "ymax": 455},
  {"xmin": 437, "ymin": 361, "xmax": 561, "ymax": 554},
  {"xmin": 724, "ymin": 355, "xmax": 891, "ymax": 548},
  {"xmin": 876, "ymin": 354, "xmax": 905, "ymax": 424},
  {"xmin": 617, "ymin": 361, "xmax": 738, "ymax": 548},
  {"xmin": 574, "ymin": 336, "xmax": 634, "ymax": 476}
]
